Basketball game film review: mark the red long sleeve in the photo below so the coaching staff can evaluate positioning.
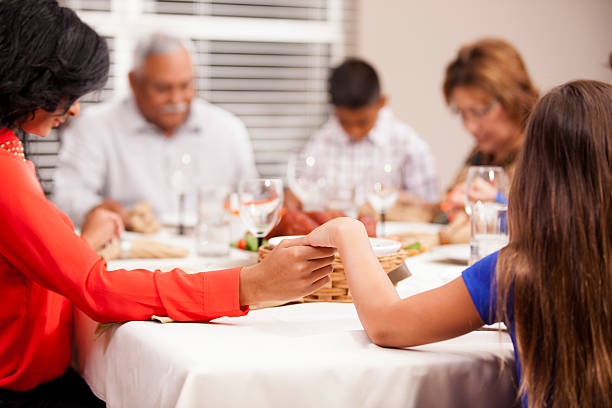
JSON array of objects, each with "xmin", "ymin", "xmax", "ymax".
[{"xmin": 0, "ymin": 137, "xmax": 248, "ymax": 391}]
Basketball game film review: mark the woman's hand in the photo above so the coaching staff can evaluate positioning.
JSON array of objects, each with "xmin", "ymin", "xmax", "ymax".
[
  {"xmin": 81, "ymin": 207, "xmax": 125, "ymax": 251},
  {"xmin": 467, "ymin": 177, "xmax": 499, "ymax": 203},
  {"xmin": 239, "ymin": 237, "xmax": 335, "ymax": 305},
  {"xmin": 447, "ymin": 183, "xmax": 467, "ymax": 211}
]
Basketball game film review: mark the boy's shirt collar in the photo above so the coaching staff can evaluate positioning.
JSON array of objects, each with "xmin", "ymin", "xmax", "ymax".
[{"xmin": 359, "ymin": 106, "xmax": 392, "ymax": 147}]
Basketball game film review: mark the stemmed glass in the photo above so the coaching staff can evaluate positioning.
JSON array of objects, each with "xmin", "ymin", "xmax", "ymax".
[
  {"xmin": 366, "ymin": 162, "xmax": 399, "ymax": 237},
  {"xmin": 169, "ymin": 152, "xmax": 193, "ymax": 235},
  {"xmin": 287, "ymin": 153, "xmax": 326, "ymax": 211},
  {"xmin": 464, "ymin": 166, "xmax": 506, "ymax": 216},
  {"xmin": 238, "ymin": 178, "xmax": 284, "ymax": 248}
]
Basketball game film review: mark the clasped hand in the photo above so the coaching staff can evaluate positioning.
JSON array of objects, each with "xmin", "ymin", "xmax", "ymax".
[{"xmin": 239, "ymin": 237, "xmax": 336, "ymax": 305}]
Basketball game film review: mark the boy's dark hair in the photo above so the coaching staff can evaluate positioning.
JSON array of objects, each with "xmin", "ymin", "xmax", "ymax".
[
  {"xmin": 0, "ymin": 0, "xmax": 109, "ymax": 129},
  {"xmin": 329, "ymin": 58, "xmax": 380, "ymax": 108}
]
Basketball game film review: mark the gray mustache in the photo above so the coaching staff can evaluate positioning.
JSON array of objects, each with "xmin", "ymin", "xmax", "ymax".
[{"xmin": 160, "ymin": 102, "xmax": 189, "ymax": 114}]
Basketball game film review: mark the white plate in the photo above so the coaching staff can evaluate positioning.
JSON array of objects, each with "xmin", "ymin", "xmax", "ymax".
[
  {"xmin": 268, "ymin": 235, "xmax": 402, "ymax": 257},
  {"xmin": 432, "ymin": 244, "xmax": 470, "ymax": 265}
]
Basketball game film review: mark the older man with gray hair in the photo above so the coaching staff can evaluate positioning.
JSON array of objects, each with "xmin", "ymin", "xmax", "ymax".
[{"xmin": 53, "ymin": 32, "xmax": 257, "ymax": 226}]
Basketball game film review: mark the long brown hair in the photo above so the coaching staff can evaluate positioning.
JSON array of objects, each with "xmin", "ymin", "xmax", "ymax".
[
  {"xmin": 497, "ymin": 80, "xmax": 612, "ymax": 407},
  {"xmin": 443, "ymin": 38, "xmax": 539, "ymax": 131}
]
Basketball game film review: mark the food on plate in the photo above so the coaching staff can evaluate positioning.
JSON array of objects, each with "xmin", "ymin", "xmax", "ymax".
[
  {"xmin": 266, "ymin": 210, "xmax": 320, "ymax": 238},
  {"xmin": 305, "ymin": 210, "xmax": 345, "ymax": 225},
  {"xmin": 231, "ymin": 232, "xmax": 268, "ymax": 252},
  {"xmin": 403, "ymin": 241, "xmax": 425, "ymax": 256},
  {"xmin": 266, "ymin": 210, "xmax": 377, "ymax": 239},
  {"xmin": 357, "ymin": 214, "xmax": 377, "ymax": 237}
]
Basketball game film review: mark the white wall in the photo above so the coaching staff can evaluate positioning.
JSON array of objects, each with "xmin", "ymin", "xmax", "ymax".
[{"xmin": 357, "ymin": 0, "xmax": 612, "ymax": 190}]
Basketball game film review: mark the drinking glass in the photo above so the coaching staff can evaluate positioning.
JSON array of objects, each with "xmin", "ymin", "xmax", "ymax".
[
  {"xmin": 366, "ymin": 162, "xmax": 399, "ymax": 237},
  {"xmin": 238, "ymin": 178, "xmax": 283, "ymax": 248},
  {"xmin": 287, "ymin": 153, "xmax": 326, "ymax": 211},
  {"xmin": 169, "ymin": 152, "xmax": 194, "ymax": 235},
  {"xmin": 195, "ymin": 184, "xmax": 231, "ymax": 257},
  {"xmin": 324, "ymin": 183, "xmax": 358, "ymax": 218},
  {"xmin": 464, "ymin": 166, "xmax": 506, "ymax": 216},
  {"xmin": 469, "ymin": 201, "xmax": 508, "ymax": 265}
]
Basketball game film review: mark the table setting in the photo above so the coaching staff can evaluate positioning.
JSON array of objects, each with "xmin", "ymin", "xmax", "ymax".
[{"xmin": 74, "ymin": 166, "xmax": 516, "ymax": 407}]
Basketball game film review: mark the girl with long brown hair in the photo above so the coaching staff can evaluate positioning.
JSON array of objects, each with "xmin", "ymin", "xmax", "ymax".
[{"xmin": 303, "ymin": 79, "xmax": 612, "ymax": 407}]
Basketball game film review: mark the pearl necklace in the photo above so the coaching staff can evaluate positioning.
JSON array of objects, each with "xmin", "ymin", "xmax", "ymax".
[{"xmin": 0, "ymin": 131, "xmax": 26, "ymax": 160}]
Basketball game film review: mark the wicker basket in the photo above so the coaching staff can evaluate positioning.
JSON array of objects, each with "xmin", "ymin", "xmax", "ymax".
[{"xmin": 258, "ymin": 245, "xmax": 412, "ymax": 303}]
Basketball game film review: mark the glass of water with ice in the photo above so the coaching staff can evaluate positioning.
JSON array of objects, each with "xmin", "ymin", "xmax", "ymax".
[{"xmin": 469, "ymin": 201, "xmax": 508, "ymax": 265}]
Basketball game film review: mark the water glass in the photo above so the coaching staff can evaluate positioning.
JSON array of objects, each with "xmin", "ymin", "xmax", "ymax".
[
  {"xmin": 464, "ymin": 166, "xmax": 506, "ymax": 216},
  {"xmin": 366, "ymin": 161, "xmax": 399, "ymax": 237},
  {"xmin": 469, "ymin": 202, "xmax": 508, "ymax": 265},
  {"xmin": 287, "ymin": 153, "xmax": 326, "ymax": 211},
  {"xmin": 324, "ymin": 183, "xmax": 358, "ymax": 218},
  {"xmin": 238, "ymin": 178, "xmax": 283, "ymax": 248},
  {"xmin": 195, "ymin": 184, "xmax": 231, "ymax": 257}
]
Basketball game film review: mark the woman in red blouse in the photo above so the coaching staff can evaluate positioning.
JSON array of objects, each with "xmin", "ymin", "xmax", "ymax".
[{"xmin": 0, "ymin": 1, "xmax": 334, "ymax": 405}]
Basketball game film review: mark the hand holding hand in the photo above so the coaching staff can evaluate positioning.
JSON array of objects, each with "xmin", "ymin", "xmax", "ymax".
[
  {"xmin": 466, "ymin": 177, "xmax": 499, "ymax": 203},
  {"xmin": 447, "ymin": 184, "xmax": 466, "ymax": 211},
  {"xmin": 81, "ymin": 207, "xmax": 125, "ymax": 251},
  {"xmin": 97, "ymin": 199, "xmax": 129, "ymax": 225},
  {"xmin": 303, "ymin": 217, "xmax": 365, "ymax": 249},
  {"xmin": 239, "ymin": 238, "xmax": 335, "ymax": 305}
]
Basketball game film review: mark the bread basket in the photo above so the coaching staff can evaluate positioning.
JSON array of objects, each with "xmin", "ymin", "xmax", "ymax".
[{"xmin": 258, "ymin": 245, "xmax": 412, "ymax": 303}]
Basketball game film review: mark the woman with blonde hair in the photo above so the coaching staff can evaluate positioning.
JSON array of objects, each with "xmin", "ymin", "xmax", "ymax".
[
  {"xmin": 304, "ymin": 79, "xmax": 612, "ymax": 407},
  {"xmin": 438, "ymin": 38, "xmax": 539, "ymax": 242}
]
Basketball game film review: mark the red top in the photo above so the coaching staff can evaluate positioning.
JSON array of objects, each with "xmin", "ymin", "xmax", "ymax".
[{"xmin": 0, "ymin": 129, "xmax": 248, "ymax": 391}]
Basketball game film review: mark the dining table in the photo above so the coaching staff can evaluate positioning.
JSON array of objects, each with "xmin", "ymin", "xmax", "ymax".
[{"xmin": 73, "ymin": 222, "xmax": 517, "ymax": 408}]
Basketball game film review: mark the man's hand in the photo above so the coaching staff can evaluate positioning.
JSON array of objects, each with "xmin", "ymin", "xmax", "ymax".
[
  {"xmin": 239, "ymin": 238, "xmax": 335, "ymax": 305},
  {"xmin": 81, "ymin": 207, "xmax": 124, "ymax": 251},
  {"xmin": 96, "ymin": 199, "xmax": 129, "ymax": 225}
]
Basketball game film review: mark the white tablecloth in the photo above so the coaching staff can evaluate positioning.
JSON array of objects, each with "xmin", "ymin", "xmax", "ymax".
[{"xmin": 74, "ymin": 224, "xmax": 517, "ymax": 408}]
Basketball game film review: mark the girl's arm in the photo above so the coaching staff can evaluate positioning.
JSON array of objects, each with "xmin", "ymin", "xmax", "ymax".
[{"xmin": 305, "ymin": 217, "xmax": 484, "ymax": 347}]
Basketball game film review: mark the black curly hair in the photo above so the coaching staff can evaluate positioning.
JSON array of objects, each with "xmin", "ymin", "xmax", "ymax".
[{"xmin": 0, "ymin": 0, "xmax": 109, "ymax": 130}]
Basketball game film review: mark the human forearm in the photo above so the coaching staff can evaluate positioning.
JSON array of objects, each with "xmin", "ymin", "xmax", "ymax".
[
  {"xmin": 305, "ymin": 218, "xmax": 484, "ymax": 347},
  {"xmin": 239, "ymin": 237, "xmax": 335, "ymax": 306},
  {"xmin": 331, "ymin": 219, "xmax": 402, "ymax": 340},
  {"xmin": 80, "ymin": 206, "xmax": 124, "ymax": 250}
]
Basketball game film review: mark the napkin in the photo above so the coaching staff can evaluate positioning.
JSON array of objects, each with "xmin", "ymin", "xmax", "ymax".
[
  {"xmin": 126, "ymin": 201, "xmax": 160, "ymax": 234},
  {"xmin": 97, "ymin": 238, "xmax": 189, "ymax": 261}
]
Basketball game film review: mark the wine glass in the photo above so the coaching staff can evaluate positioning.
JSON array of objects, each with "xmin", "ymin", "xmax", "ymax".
[
  {"xmin": 324, "ymin": 183, "xmax": 358, "ymax": 218},
  {"xmin": 464, "ymin": 166, "xmax": 506, "ymax": 216},
  {"xmin": 169, "ymin": 152, "xmax": 194, "ymax": 235},
  {"xmin": 366, "ymin": 162, "xmax": 399, "ymax": 237},
  {"xmin": 287, "ymin": 153, "xmax": 326, "ymax": 211},
  {"xmin": 238, "ymin": 178, "xmax": 284, "ymax": 248}
]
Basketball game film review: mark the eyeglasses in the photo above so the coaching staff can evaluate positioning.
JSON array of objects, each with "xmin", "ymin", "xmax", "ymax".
[{"xmin": 451, "ymin": 99, "xmax": 498, "ymax": 122}]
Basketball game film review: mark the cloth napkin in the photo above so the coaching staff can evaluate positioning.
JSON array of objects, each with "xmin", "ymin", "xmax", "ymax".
[{"xmin": 97, "ymin": 238, "xmax": 189, "ymax": 261}]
